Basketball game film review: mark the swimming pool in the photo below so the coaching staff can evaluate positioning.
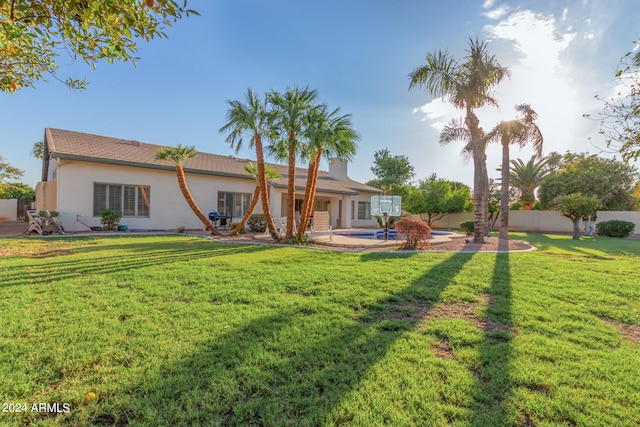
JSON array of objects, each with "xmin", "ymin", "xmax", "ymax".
[{"xmin": 335, "ymin": 230, "xmax": 452, "ymax": 240}]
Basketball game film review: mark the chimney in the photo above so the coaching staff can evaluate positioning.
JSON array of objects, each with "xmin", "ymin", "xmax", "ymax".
[{"xmin": 328, "ymin": 157, "xmax": 348, "ymax": 181}]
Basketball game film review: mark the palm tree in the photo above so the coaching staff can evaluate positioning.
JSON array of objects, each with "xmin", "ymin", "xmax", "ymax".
[
  {"xmin": 232, "ymin": 163, "xmax": 281, "ymax": 235},
  {"xmin": 409, "ymin": 38, "xmax": 509, "ymax": 243},
  {"xmin": 269, "ymin": 86, "xmax": 318, "ymax": 240},
  {"xmin": 486, "ymin": 104, "xmax": 543, "ymax": 240},
  {"xmin": 296, "ymin": 105, "xmax": 359, "ymax": 243},
  {"xmin": 155, "ymin": 145, "xmax": 221, "ymax": 235},
  {"xmin": 219, "ymin": 88, "xmax": 278, "ymax": 240},
  {"xmin": 439, "ymin": 118, "xmax": 491, "ymax": 236},
  {"xmin": 32, "ymin": 140, "xmax": 44, "ymax": 159},
  {"xmin": 509, "ymin": 155, "xmax": 550, "ymax": 209}
]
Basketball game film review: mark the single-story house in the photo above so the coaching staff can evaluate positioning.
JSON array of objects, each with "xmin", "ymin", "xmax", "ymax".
[{"xmin": 36, "ymin": 128, "xmax": 382, "ymax": 232}]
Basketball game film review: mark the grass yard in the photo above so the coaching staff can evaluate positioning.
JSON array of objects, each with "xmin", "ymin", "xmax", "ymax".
[{"xmin": 0, "ymin": 233, "xmax": 639, "ymax": 426}]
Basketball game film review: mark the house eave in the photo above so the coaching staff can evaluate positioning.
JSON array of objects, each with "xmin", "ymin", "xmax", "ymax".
[{"xmin": 50, "ymin": 153, "xmax": 255, "ymax": 181}]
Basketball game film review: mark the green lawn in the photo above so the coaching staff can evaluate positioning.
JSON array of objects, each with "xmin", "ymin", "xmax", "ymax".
[{"xmin": 0, "ymin": 233, "xmax": 638, "ymax": 426}]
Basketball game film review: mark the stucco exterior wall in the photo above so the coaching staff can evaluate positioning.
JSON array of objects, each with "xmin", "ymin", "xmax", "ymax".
[
  {"xmin": 413, "ymin": 210, "xmax": 640, "ymax": 235},
  {"xmin": 55, "ymin": 160, "xmax": 258, "ymax": 232},
  {"xmin": 0, "ymin": 199, "xmax": 17, "ymax": 222},
  {"xmin": 35, "ymin": 181, "xmax": 57, "ymax": 211},
  {"xmin": 351, "ymin": 192, "xmax": 381, "ymax": 228}
]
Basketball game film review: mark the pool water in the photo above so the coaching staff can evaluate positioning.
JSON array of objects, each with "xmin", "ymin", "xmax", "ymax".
[{"xmin": 336, "ymin": 230, "xmax": 451, "ymax": 240}]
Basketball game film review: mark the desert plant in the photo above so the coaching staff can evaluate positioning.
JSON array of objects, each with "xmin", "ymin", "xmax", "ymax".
[
  {"xmin": 395, "ymin": 217, "xmax": 432, "ymax": 249},
  {"xmin": 460, "ymin": 220, "xmax": 474, "ymax": 235},
  {"xmin": 230, "ymin": 222, "xmax": 246, "ymax": 234},
  {"xmin": 100, "ymin": 208, "xmax": 122, "ymax": 231},
  {"xmin": 247, "ymin": 214, "xmax": 267, "ymax": 233},
  {"xmin": 596, "ymin": 220, "xmax": 636, "ymax": 238},
  {"xmin": 375, "ymin": 215, "xmax": 397, "ymax": 229}
]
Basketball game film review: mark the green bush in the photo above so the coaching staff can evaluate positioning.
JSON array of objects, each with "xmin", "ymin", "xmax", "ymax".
[
  {"xmin": 395, "ymin": 217, "xmax": 432, "ymax": 250},
  {"xmin": 100, "ymin": 208, "xmax": 122, "ymax": 231},
  {"xmin": 247, "ymin": 214, "xmax": 266, "ymax": 233},
  {"xmin": 459, "ymin": 220, "xmax": 474, "ymax": 235},
  {"xmin": 509, "ymin": 201, "xmax": 523, "ymax": 210},
  {"xmin": 595, "ymin": 220, "xmax": 635, "ymax": 238},
  {"xmin": 230, "ymin": 222, "xmax": 246, "ymax": 234}
]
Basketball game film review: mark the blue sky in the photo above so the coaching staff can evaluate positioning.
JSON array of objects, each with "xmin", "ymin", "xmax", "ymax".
[{"xmin": 1, "ymin": 0, "xmax": 638, "ymax": 189}]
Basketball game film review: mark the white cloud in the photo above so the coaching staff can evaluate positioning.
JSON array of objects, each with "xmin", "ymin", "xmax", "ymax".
[
  {"xmin": 484, "ymin": 5, "xmax": 510, "ymax": 20},
  {"xmin": 412, "ymin": 7, "xmax": 603, "ymax": 175},
  {"xmin": 482, "ymin": 0, "xmax": 495, "ymax": 9},
  {"xmin": 562, "ymin": 8, "xmax": 568, "ymax": 21},
  {"xmin": 483, "ymin": 10, "xmax": 575, "ymax": 71}
]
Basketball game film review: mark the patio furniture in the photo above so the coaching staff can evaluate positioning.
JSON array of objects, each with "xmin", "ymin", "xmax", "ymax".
[
  {"xmin": 310, "ymin": 211, "xmax": 332, "ymax": 241},
  {"xmin": 26, "ymin": 210, "xmax": 45, "ymax": 235}
]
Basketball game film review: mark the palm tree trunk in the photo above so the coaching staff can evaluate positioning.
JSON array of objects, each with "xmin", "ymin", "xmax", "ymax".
[
  {"xmin": 176, "ymin": 166, "xmax": 220, "ymax": 235},
  {"xmin": 466, "ymin": 110, "xmax": 485, "ymax": 244},
  {"xmin": 482, "ymin": 155, "xmax": 489, "ymax": 236},
  {"xmin": 255, "ymin": 135, "xmax": 277, "ymax": 239},
  {"xmin": 232, "ymin": 185, "xmax": 261, "ymax": 235},
  {"xmin": 285, "ymin": 133, "xmax": 296, "ymax": 240},
  {"xmin": 297, "ymin": 149, "xmax": 322, "ymax": 243},
  {"xmin": 499, "ymin": 139, "xmax": 510, "ymax": 240}
]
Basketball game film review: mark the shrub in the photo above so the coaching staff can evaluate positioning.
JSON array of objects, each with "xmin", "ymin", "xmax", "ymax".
[
  {"xmin": 375, "ymin": 215, "xmax": 397, "ymax": 229},
  {"xmin": 459, "ymin": 220, "xmax": 474, "ymax": 235},
  {"xmin": 395, "ymin": 218, "xmax": 432, "ymax": 250},
  {"xmin": 100, "ymin": 208, "xmax": 122, "ymax": 231},
  {"xmin": 509, "ymin": 202, "xmax": 523, "ymax": 210},
  {"xmin": 596, "ymin": 220, "xmax": 636, "ymax": 238},
  {"xmin": 230, "ymin": 222, "xmax": 246, "ymax": 234},
  {"xmin": 247, "ymin": 214, "xmax": 266, "ymax": 232}
]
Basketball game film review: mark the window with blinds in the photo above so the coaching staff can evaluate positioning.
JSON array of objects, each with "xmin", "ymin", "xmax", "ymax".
[
  {"xmin": 217, "ymin": 192, "xmax": 252, "ymax": 219},
  {"xmin": 93, "ymin": 183, "xmax": 150, "ymax": 217},
  {"xmin": 358, "ymin": 201, "xmax": 371, "ymax": 220}
]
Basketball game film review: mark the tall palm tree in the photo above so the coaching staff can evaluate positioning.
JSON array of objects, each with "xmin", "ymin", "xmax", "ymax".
[
  {"xmin": 409, "ymin": 38, "xmax": 509, "ymax": 243},
  {"xmin": 155, "ymin": 145, "xmax": 221, "ymax": 235},
  {"xmin": 32, "ymin": 140, "xmax": 44, "ymax": 159},
  {"xmin": 439, "ymin": 118, "xmax": 491, "ymax": 236},
  {"xmin": 232, "ymin": 163, "xmax": 281, "ymax": 235},
  {"xmin": 219, "ymin": 88, "xmax": 278, "ymax": 240},
  {"xmin": 296, "ymin": 105, "xmax": 359, "ymax": 243},
  {"xmin": 486, "ymin": 104, "xmax": 543, "ymax": 240},
  {"xmin": 509, "ymin": 155, "xmax": 550, "ymax": 209},
  {"xmin": 269, "ymin": 86, "xmax": 318, "ymax": 240}
]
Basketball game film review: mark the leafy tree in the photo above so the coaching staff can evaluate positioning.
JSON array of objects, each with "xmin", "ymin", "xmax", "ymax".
[
  {"xmin": 539, "ymin": 153, "xmax": 639, "ymax": 211},
  {"xmin": 404, "ymin": 174, "xmax": 470, "ymax": 227},
  {"xmin": 0, "ymin": 155, "xmax": 23, "ymax": 183},
  {"xmin": 368, "ymin": 148, "xmax": 415, "ymax": 194},
  {"xmin": 409, "ymin": 38, "xmax": 509, "ymax": 243},
  {"xmin": 220, "ymin": 89, "xmax": 278, "ymax": 239},
  {"xmin": 269, "ymin": 86, "xmax": 318, "ymax": 240},
  {"xmin": 0, "ymin": 182, "xmax": 35, "ymax": 199},
  {"xmin": 232, "ymin": 163, "xmax": 281, "ymax": 236},
  {"xmin": 589, "ymin": 40, "xmax": 640, "ymax": 162},
  {"xmin": 554, "ymin": 193, "xmax": 601, "ymax": 240},
  {"xmin": 1, "ymin": 1, "xmax": 197, "ymax": 92},
  {"xmin": 486, "ymin": 104, "xmax": 543, "ymax": 240},
  {"xmin": 155, "ymin": 145, "xmax": 221, "ymax": 236}
]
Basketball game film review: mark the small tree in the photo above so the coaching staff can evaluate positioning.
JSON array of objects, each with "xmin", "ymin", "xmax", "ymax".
[
  {"xmin": 404, "ymin": 174, "xmax": 470, "ymax": 227},
  {"xmin": 395, "ymin": 217, "xmax": 432, "ymax": 250},
  {"xmin": 554, "ymin": 193, "xmax": 601, "ymax": 240}
]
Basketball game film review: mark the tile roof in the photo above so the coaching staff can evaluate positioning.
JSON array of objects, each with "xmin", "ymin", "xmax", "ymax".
[{"xmin": 44, "ymin": 128, "xmax": 382, "ymax": 196}]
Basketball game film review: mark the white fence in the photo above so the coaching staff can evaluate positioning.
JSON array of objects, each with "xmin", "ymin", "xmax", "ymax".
[
  {"xmin": 413, "ymin": 210, "xmax": 640, "ymax": 235},
  {"xmin": 0, "ymin": 199, "xmax": 18, "ymax": 222}
]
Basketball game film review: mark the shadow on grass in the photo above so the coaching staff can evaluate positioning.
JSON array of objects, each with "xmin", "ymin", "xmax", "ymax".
[
  {"xmin": 0, "ymin": 240, "xmax": 271, "ymax": 289},
  {"xmin": 470, "ymin": 240, "xmax": 516, "ymax": 425},
  {"xmin": 92, "ymin": 253, "xmax": 478, "ymax": 426}
]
